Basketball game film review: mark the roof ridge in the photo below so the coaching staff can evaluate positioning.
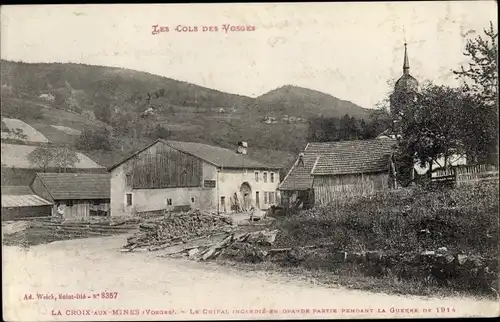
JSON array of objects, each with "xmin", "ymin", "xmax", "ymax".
[{"xmin": 310, "ymin": 155, "xmax": 321, "ymax": 175}]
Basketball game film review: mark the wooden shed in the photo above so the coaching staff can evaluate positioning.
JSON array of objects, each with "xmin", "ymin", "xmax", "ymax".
[
  {"xmin": 1, "ymin": 186, "xmax": 53, "ymax": 220},
  {"xmin": 30, "ymin": 173, "xmax": 110, "ymax": 222},
  {"xmin": 280, "ymin": 139, "xmax": 398, "ymax": 207}
]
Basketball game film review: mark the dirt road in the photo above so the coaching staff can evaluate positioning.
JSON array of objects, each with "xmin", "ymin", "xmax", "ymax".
[{"xmin": 2, "ymin": 235, "xmax": 498, "ymax": 321}]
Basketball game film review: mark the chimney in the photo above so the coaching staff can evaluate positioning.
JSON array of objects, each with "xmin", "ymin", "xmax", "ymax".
[{"xmin": 237, "ymin": 141, "xmax": 248, "ymax": 155}]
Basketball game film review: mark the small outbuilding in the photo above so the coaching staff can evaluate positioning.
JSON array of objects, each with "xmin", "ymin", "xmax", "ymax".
[
  {"xmin": 1, "ymin": 186, "xmax": 53, "ymax": 220},
  {"xmin": 30, "ymin": 173, "xmax": 110, "ymax": 221},
  {"xmin": 279, "ymin": 139, "xmax": 398, "ymax": 207}
]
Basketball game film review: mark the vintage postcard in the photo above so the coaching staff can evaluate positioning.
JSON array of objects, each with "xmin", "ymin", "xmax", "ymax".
[{"xmin": 1, "ymin": 2, "xmax": 499, "ymax": 320}]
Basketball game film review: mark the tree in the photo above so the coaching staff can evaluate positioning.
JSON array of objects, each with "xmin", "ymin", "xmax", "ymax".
[
  {"xmin": 27, "ymin": 146, "xmax": 79, "ymax": 172},
  {"xmin": 146, "ymin": 124, "xmax": 171, "ymax": 140},
  {"xmin": 27, "ymin": 146, "xmax": 53, "ymax": 171},
  {"xmin": 93, "ymin": 104, "xmax": 111, "ymax": 124},
  {"xmin": 52, "ymin": 148, "xmax": 80, "ymax": 172},
  {"xmin": 307, "ymin": 114, "xmax": 378, "ymax": 143},
  {"xmin": 76, "ymin": 127, "xmax": 112, "ymax": 151},
  {"xmin": 396, "ymin": 84, "xmax": 466, "ymax": 177},
  {"xmin": 11, "ymin": 128, "xmax": 27, "ymax": 141},
  {"xmin": 454, "ymin": 21, "xmax": 498, "ymax": 164}
]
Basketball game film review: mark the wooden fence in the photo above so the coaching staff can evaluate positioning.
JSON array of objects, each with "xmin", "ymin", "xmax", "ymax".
[{"xmin": 431, "ymin": 164, "xmax": 499, "ymax": 186}]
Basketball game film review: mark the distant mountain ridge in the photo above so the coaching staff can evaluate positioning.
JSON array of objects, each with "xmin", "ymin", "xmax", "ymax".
[{"xmin": 1, "ymin": 60, "xmax": 371, "ymax": 118}]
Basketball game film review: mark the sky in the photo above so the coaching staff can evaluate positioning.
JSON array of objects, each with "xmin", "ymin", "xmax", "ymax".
[{"xmin": 1, "ymin": 2, "xmax": 498, "ymax": 109}]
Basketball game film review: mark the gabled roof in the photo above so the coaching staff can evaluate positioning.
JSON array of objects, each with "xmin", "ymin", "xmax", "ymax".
[
  {"xmin": 279, "ymin": 139, "xmax": 397, "ymax": 191},
  {"xmin": 278, "ymin": 143, "xmax": 317, "ymax": 191},
  {"xmin": 35, "ymin": 173, "xmax": 110, "ymax": 200},
  {"xmin": 1, "ymin": 186, "xmax": 53, "ymax": 208},
  {"xmin": 108, "ymin": 139, "xmax": 280, "ymax": 171}
]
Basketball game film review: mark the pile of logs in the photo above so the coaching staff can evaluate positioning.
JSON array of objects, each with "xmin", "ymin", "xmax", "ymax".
[
  {"xmin": 121, "ymin": 210, "xmax": 236, "ymax": 252},
  {"xmin": 121, "ymin": 213, "xmax": 279, "ymax": 261}
]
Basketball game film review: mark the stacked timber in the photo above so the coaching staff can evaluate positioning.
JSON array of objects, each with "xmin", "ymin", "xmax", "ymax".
[
  {"xmin": 121, "ymin": 210, "xmax": 278, "ymax": 261},
  {"xmin": 122, "ymin": 210, "xmax": 236, "ymax": 252}
]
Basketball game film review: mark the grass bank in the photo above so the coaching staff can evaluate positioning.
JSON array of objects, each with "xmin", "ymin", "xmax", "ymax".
[{"xmin": 221, "ymin": 182, "xmax": 499, "ymax": 298}]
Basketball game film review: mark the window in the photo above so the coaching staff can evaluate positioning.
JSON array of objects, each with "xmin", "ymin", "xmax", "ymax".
[
  {"xmin": 269, "ymin": 192, "xmax": 275, "ymax": 204},
  {"xmin": 255, "ymin": 172, "xmax": 259, "ymax": 182},
  {"xmin": 67, "ymin": 200, "xmax": 74, "ymax": 207},
  {"xmin": 126, "ymin": 193, "xmax": 132, "ymax": 206},
  {"xmin": 191, "ymin": 197, "xmax": 195, "ymax": 203},
  {"xmin": 126, "ymin": 173, "xmax": 132, "ymax": 186},
  {"xmin": 263, "ymin": 172, "xmax": 268, "ymax": 183},
  {"xmin": 264, "ymin": 192, "xmax": 268, "ymax": 204},
  {"xmin": 271, "ymin": 173, "xmax": 275, "ymax": 183},
  {"xmin": 167, "ymin": 198, "xmax": 172, "ymax": 206}
]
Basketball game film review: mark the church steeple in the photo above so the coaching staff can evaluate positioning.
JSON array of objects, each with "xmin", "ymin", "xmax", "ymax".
[{"xmin": 403, "ymin": 43, "xmax": 410, "ymax": 75}]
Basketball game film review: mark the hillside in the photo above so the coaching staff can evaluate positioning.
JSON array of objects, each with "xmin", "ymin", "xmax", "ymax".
[
  {"xmin": 1, "ymin": 60, "xmax": 370, "ymax": 118},
  {"xmin": 1, "ymin": 60, "xmax": 373, "ymax": 178},
  {"xmin": 256, "ymin": 85, "xmax": 371, "ymax": 119}
]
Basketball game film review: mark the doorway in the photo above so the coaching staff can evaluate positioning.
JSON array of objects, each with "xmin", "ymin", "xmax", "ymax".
[
  {"xmin": 239, "ymin": 182, "xmax": 252, "ymax": 211},
  {"xmin": 220, "ymin": 196, "xmax": 226, "ymax": 213},
  {"xmin": 255, "ymin": 191, "xmax": 260, "ymax": 209}
]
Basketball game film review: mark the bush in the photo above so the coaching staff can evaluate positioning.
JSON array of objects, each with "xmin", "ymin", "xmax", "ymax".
[
  {"xmin": 275, "ymin": 182, "xmax": 499, "ymax": 255},
  {"xmin": 76, "ymin": 127, "xmax": 112, "ymax": 151},
  {"xmin": 146, "ymin": 124, "xmax": 171, "ymax": 140},
  {"xmin": 1, "ymin": 99, "xmax": 43, "ymax": 120}
]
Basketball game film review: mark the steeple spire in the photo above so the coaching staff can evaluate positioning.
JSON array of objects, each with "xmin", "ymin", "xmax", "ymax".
[{"xmin": 403, "ymin": 43, "xmax": 410, "ymax": 75}]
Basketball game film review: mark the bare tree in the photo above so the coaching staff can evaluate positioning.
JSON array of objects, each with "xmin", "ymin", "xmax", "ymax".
[
  {"xmin": 52, "ymin": 148, "xmax": 80, "ymax": 172},
  {"xmin": 27, "ymin": 146, "xmax": 79, "ymax": 172}
]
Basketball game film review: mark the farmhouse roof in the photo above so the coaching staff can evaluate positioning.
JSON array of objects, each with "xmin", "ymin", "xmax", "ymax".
[
  {"xmin": 35, "ymin": 173, "xmax": 110, "ymax": 200},
  {"xmin": 279, "ymin": 139, "xmax": 397, "ymax": 191},
  {"xmin": 1, "ymin": 186, "xmax": 53, "ymax": 208},
  {"xmin": 108, "ymin": 139, "xmax": 281, "ymax": 171}
]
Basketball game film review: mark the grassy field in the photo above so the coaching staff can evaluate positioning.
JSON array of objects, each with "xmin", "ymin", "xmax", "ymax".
[{"xmin": 220, "ymin": 182, "xmax": 499, "ymax": 298}]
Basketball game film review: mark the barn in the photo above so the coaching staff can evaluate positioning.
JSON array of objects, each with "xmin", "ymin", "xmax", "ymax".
[
  {"xmin": 30, "ymin": 173, "xmax": 111, "ymax": 221},
  {"xmin": 107, "ymin": 139, "xmax": 281, "ymax": 217},
  {"xmin": 279, "ymin": 139, "xmax": 398, "ymax": 207},
  {"xmin": 1, "ymin": 186, "xmax": 53, "ymax": 220}
]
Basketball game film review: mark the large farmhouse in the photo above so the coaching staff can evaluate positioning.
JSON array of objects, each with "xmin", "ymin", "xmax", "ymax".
[
  {"xmin": 108, "ymin": 139, "xmax": 281, "ymax": 217},
  {"xmin": 279, "ymin": 139, "xmax": 397, "ymax": 207}
]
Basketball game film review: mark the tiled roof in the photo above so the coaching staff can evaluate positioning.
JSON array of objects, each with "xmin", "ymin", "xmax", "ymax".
[
  {"xmin": 108, "ymin": 139, "xmax": 280, "ymax": 171},
  {"xmin": 162, "ymin": 140, "xmax": 280, "ymax": 169},
  {"xmin": 36, "ymin": 173, "xmax": 110, "ymax": 200},
  {"xmin": 278, "ymin": 144, "xmax": 317, "ymax": 191},
  {"xmin": 279, "ymin": 139, "xmax": 397, "ymax": 190},
  {"xmin": 1, "ymin": 186, "xmax": 53, "ymax": 207}
]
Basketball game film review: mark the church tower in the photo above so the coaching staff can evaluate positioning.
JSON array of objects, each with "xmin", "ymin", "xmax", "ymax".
[{"xmin": 390, "ymin": 43, "xmax": 419, "ymax": 118}]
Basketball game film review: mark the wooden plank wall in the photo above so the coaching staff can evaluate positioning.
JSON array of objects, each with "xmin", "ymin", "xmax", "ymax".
[
  {"xmin": 432, "ymin": 164, "xmax": 499, "ymax": 186},
  {"xmin": 132, "ymin": 144, "xmax": 203, "ymax": 189},
  {"xmin": 313, "ymin": 172, "xmax": 388, "ymax": 205}
]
